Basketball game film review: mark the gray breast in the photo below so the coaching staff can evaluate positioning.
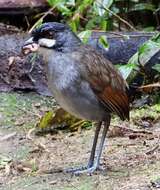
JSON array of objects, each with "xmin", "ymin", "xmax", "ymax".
[{"xmin": 46, "ymin": 52, "xmax": 108, "ymax": 121}]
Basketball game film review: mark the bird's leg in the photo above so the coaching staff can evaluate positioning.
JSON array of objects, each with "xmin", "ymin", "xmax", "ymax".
[
  {"xmin": 87, "ymin": 121, "xmax": 102, "ymax": 167},
  {"xmin": 65, "ymin": 121, "xmax": 102, "ymax": 173},
  {"xmin": 89, "ymin": 119, "xmax": 110, "ymax": 172},
  {"xmin": 73, "ymin": 116, "xmax": 111, "ymax": 175}
]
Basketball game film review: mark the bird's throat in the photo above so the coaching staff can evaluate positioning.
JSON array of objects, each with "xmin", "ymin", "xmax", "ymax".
[{"xmin": 38, "ymin": 47, "xmax": 54, "ymax": 63}]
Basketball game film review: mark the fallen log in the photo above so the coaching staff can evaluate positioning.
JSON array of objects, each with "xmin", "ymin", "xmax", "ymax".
[{"xmin": 0, "ymin": 29, "xmax": 158, "ymax": 95}]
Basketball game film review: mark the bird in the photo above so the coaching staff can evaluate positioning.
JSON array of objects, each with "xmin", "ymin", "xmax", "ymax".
[{"xmin": 22, "ymin": 22, "xmax": 129, "ymax": 175}]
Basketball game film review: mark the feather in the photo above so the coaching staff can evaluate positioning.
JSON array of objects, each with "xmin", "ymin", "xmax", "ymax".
[{"xmin": 76, "ymin": 45, "xmax": 130, "ymax": 120}]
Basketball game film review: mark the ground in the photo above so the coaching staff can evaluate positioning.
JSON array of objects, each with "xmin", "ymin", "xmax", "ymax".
[{"xmin": 0, "ymin": 92, "xmax": 160, "ymax": 190}]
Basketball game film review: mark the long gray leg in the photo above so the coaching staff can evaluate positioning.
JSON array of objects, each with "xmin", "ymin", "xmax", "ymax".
[
  {"xmin": 74, "ymin": 116, "xmax": 111, "ymax": 175},
  {"xmin": 92, "ymin": 118, "xmax": 110, "ymax": 169},
  {"xmin": 65, "ymin": 121, "xmax": 102, "ymax": 173},
  {"xmin": 87, "ymin": 121, "xmax": 102, "ymax": 167}
]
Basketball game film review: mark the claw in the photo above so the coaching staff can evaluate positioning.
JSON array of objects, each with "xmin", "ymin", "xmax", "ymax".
[
  {"xmin": 64, "ymin": 165, "xmax": 88, "ymax": 173},
  {"xmin": 73, "ymin": 166, "xmax": 97, "ymax": 175},
  {"xmin": 64, "ymin": 164, "xmax": 104, "ymax": 175}
]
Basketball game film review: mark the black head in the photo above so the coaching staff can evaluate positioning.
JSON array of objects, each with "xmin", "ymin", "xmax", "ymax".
[
  {"xmin": 32, "ymin": 22, "xmax": 69, "ymax": 43},
  {"xmin": 22, "ymin": 22, "xmax": 81, "ymax": 54}
]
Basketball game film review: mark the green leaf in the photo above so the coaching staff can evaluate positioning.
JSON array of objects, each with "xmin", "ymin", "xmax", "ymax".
[
  {"xmin": 47, "ymin": 0, "xmax": 54, "ymax": 6},
  {"xmin": 47, "ymin": 0, "xmax": 59, "ymax": 6},
  {"xmin": 78, "ymin": 0, "xmax": 93, "ymax": 14},
  {"xmin": 38, "ymin": 110, "xmax": 54, "ymax": 129},
  {"xmin": 66, "ymin": 0, "xmax": 75, "ymax": 6},
  {"xmin": 152, "ymin": 64, "xmax": 160, "ymax": 73},
  {"xmin": 117, "ymin": 63, "xmax": 137, "ymax": 80},
  {"xmin": 151, "ymin": 33, "xmax": 160, "ymax": 43},
  {"xmin": 58, "ymin": 4, "xmax": 72, "ymax": 16},
  {"xmin": 98, "ymin": 35, "xmax": 109, "ymax": 49},
  {"xmin": 123, "ymin": 35, "xmax": 130, "ymax": 40},
  {"xmin": 143, "ymin": 26, "xmax": 155, "ymax": 32},
  {"xmin": 100, "ymin": 19, "xmax": 107, "ymax": 30},
  {"xmin": 35, "ymin": 19, "xmax": 43, "ymax": 29},
  {"xmin": 69, "ymin": 21, "xmax": 78, "ymax": 33},
  {"xmin": 78, "ymin": 30, "xmax": 92, "ymax": 44},
  {"xmin": 153, "ymin": 104, "xmax": 160, "ymax": 112},
  {"xmin": 130, "ymin": 3, "xmax": 155, "ymax": 12},
  {"xmin": 128, "ymin": 52, "xmax": 139, "ymax": 65},
  {"xmin": 139, "ymin": 40, "xmax": 160, "ymax": 66},
  {"xmin": 128, "ymin": 34, "xmax": 160, "ymax": 67},
  {"xmin": 94, "ymin": 0, "xmax": 113, "ymax": 16},
  {"xmin": 126, "ymin": 53, "xmax": 140, "ymax": 82}
]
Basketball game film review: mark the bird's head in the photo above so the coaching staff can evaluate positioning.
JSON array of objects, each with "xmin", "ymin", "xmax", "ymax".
[{"xmin": 22, "ymin": 22, "xmax": 81, "ymax": 55}]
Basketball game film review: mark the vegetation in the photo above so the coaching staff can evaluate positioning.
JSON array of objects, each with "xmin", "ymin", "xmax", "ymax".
[
  {"xmin": 0, "ymin": 1, "xmax": 160, "ymax": 189},
  {"xmin": 46, "ymin": 0, "xmax": 160, "ymax": 32},
  {"xmin": 29, "ymin": 0, "xmax": 160, "ymax": 85}
]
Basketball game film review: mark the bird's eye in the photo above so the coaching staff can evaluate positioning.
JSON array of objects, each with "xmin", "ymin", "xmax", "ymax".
[{"xmin": 45, "ymin": 31, "xmax": 55, "ymax": 39}]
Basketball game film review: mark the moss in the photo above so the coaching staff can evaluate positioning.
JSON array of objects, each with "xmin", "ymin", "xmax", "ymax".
[{"xmin": 0, "ymin": 92, "xmax": 55, "ymax": 130}]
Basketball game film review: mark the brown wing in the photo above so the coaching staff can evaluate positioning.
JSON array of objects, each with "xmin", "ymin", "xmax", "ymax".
[{"xmin": 78, "ymin": 45, "xmax": 129, "ymax": 121}]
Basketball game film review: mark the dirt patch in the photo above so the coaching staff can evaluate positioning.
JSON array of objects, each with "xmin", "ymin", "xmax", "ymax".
[{"xmin": 0, "ymin": 92, "xmax": 160, "ymax": 190}]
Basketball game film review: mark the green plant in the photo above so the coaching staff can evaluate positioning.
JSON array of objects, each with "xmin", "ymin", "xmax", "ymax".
[
  {"xmin": 46, "ymin": 0, "xmax": 159, "ymax": 32},
  {"xmin": 30, "ymin": 0, "xmax": 160, "ymax": 82}
]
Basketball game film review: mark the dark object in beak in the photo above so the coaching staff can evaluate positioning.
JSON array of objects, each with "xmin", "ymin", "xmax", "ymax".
[{"xmin": 22, "ymin": 39, "xmax": 39, "ymax": 55}]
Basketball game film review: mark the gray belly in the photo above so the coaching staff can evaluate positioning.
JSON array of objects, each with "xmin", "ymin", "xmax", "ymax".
[
  {"xmin": 48, "ymin": 80, "xmax": 108, "ymax": 121},
  {"xmin": 46, "ymin": 53, "xmax": 109, "ymax": 121}
]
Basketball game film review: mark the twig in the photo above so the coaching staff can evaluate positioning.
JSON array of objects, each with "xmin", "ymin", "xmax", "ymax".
[
  {"xmin": 91, "ymin": 29, "xmax": 154, "ymax": 37},
  {"xmin": 146, "ymin": 133, "xmax": 160, "ymax": 155},
  {"xmin": 26, "ymin": 128, "xmax": 35, "ymax": 140},
  {"xmin": 98, "ymin": 2, "xmax": 137, "ymax": 31},
  {"xmin": 0, "ymin": 73, "xmax": 10, "ymax": 84},
  {"xmin": 113, "ymin": 125, "xmax": 153, "ymax": 135},
  {"xmin": 25, "ymin": 16, "xmax": 30, "ymax": 30},
  {"xmin": 0, "ymin": 132, "xmax": 17, "ymax": 142},
  {"xmin": 70, "ymin": 120, "xmax": 86, "ymax": 129},
  {"xmin": 138, "ymin": 82, "xmax": 160, "ymax": 90},
  {"xmin": 28, "ymin": 6, "xmax": 56, "ymax": 33},
  {"xmin": 145, "ymin": 144, "xmax": 159, "ymax": 155},
  {"xmin": 0, "ymin": 23, "xmax": 20, "ymax": 33},
  {"xmin": 106, "ymin": 31, "xmax": 154, "ymax": 38},
  {"xmin": 81, "ymin": 32, "xmax": 154, "ymax": 41}
]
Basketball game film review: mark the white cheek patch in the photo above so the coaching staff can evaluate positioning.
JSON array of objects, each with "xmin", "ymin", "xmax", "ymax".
[{"xmin": 38, "ymin": 38, "xmax": 56, "ymax": 48}]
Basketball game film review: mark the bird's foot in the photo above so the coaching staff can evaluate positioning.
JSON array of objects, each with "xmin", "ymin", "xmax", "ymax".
[
  {"xmin": 64, "ymin": 165, "xmax": 88, "ymax": 174},
  {"xmin": 73, "ymin": 165, "xmax": 97, "ymax": 175},
  {"xmin": 65, "ymin": 164, "xmax": 104, "ymax": 175}
]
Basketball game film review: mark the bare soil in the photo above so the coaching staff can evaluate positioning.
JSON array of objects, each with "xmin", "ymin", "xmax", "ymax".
[{"xmin": 0, "ymin": 92, "xmax": 160, "ymax": 190}]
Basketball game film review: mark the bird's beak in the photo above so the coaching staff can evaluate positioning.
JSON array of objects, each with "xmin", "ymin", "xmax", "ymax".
[{"xmin": 22, "ymin": 37, "xmax": 39, "ymax": 55}]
